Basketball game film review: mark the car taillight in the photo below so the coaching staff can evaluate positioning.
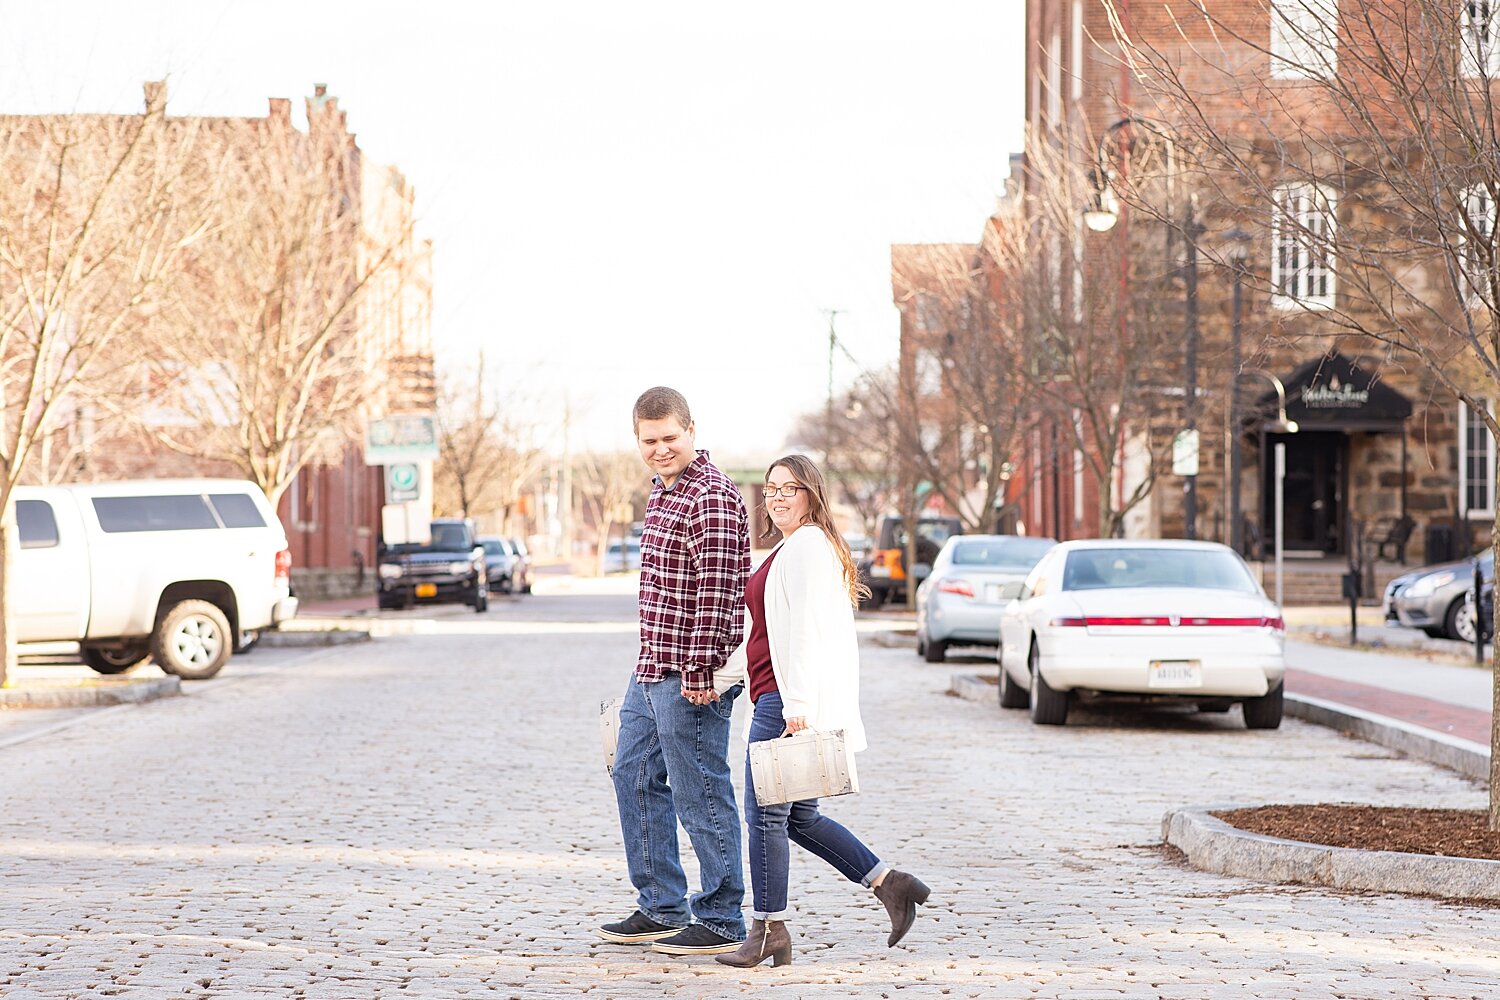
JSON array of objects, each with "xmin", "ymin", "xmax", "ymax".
[
  {"xmin": 938, "ymin": 579, "xmax": 974, "ymax": 598},
  {"xmin": 1049, "ymin": 616, "xmax": 1087, "ymax": 627},
  {"xmin": 1059, "ymin": 615, "xmax": 1286, "ymax": 628},
  {"xmin": 275, "ymin": 548, "xmax": 292, "ymax": 583}
]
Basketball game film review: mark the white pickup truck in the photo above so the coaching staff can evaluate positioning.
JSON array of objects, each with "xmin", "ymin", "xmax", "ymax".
[{"xmin": 15, "ymin": 478, "xmax": 299, "ymax": 679}]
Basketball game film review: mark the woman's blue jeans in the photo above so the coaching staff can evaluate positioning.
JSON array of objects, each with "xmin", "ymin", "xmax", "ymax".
[{"xmin": 744, "ymin": 689, "xmax": 886, "ymax": 920}]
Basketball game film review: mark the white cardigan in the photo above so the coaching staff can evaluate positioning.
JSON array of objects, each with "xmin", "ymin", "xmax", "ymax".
[{"xmin": 720, "ymin": 524, "xmax": 867, "ymax": 752}]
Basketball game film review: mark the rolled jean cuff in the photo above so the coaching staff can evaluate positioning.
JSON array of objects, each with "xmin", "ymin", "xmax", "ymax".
[
  {"xmin": 750, "ymin": 907, "xmax": 792, "ymax": 921},
  {"xmin": 861, "ymin": 861, "xmax": 890, "ymax": 889}
]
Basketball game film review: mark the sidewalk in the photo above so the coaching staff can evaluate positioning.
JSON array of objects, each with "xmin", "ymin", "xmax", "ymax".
[{"xmin": 1282, "ymin": 635, "xmax": 1492, "ymax": 780}]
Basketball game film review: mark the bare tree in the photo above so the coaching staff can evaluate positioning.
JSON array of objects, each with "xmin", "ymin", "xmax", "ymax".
[
  {"xmin": 786, "ymin": 367, "xmax": 905, "ymax": 539},
  {"xmin": 573, "ymin": 451, "xmax": 650, "ymax": 575},
  {"xmin": 1100, "ymin": 0, "xmax": 1500, "ymax": 822},
  {"xmin": 891, "ymin": 241, "xmax": 1034, "ymax": 534},
  {"xmin": 1018, "ymin": 128, "xmax": 1182, "ymax": 538},
  {"xmin": 120, "ymin": 109, "xmax": 423, "ymax": 507},
  {"xmin": 0, "ymin": 102, "xmax": 213, "ymax": 685},
  {"xmin": 433, "ymin": 356, "xmax": 545, "ymax": 524}
]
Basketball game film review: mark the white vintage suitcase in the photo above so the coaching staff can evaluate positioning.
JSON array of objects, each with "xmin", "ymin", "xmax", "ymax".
[
  {"xmin": 749, "ymin": 729, "xmax": 859, "ymax": 806},
  {"xmin": 600, "ymin": 697, "xmax": 623, "ymax": 776}
]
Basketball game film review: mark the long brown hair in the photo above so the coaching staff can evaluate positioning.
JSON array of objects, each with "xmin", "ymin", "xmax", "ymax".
[{"xmin": 763, "ymin": 454, "xmax": 871, "ymax": 607}]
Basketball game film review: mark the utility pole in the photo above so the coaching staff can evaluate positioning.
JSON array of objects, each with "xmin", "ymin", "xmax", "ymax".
[
  {"xmin": 1182, "ymin": 196, "xmax": 1203, "ymax": 540},
  {"xmin": 560, "ymin": 395, "xmax": 572, "ymax": 567},
  {"xmin": 823, "ymin": 309, "xmax": 844, "ymax": 464}
]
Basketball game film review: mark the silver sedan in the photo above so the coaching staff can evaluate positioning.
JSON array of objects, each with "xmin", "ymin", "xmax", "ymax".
[
  {"xmin": 915, "ymin": 534, "xmax": 1056, "ymax": 662},
  {"xmin": 1383, "ymin": 553, "xmax": 1492, "ymax": 641}
]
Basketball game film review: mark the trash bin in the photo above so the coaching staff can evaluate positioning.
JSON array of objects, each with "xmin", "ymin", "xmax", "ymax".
[{"xmin": 1425, "ymin": 524, "xmax": 1454, "ymax": 563}]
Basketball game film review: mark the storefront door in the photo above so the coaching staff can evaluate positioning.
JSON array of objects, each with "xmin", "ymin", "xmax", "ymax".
[{"xmin": 1265, "ymin": 431, "xmax": 1347, "ymax": 555}]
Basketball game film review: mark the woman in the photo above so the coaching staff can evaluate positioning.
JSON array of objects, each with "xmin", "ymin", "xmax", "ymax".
[{"xmin": 717, "ymin": 454, "xmax": 930, "ymax": 969}]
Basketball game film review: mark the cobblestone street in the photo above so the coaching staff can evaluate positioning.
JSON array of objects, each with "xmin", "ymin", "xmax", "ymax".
[{"xmin": 0, "ymin": 587, "xmax": 1495, "ymax": 999}]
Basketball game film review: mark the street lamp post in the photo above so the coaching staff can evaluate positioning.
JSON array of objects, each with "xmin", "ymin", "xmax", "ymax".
[
  {"xmin": 1238, "ymin": 368, "xmax": 1298, "ymax": 606},
  {"xmin": 1083, "ymin": 117, "xmax": 1205, "ymax": 540},
  {"xmin": 1182, "ymin": 200, "xmax": 1202, "ymax": 539},
  {"xmin": 1224, "ymin": 226, "xmax": 1252, "ymax": 554}
]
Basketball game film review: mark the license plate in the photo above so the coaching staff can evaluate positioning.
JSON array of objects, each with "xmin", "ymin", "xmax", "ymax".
[
  {"xmin": 1149, "ymin": 660, "xmax": 1202, "ymax": 688},
  {"xmin": 985, "ymin": 584, "xmax": 1004, "ymax": 603},
  {"xmin": 415, "ymin": 583, "xmax": 437, "ymax": 598}
]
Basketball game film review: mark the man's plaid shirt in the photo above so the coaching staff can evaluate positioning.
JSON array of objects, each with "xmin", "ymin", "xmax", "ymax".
[{"xmin": 635, "ymin": 450, "xmax": 750, "ymax": 691}]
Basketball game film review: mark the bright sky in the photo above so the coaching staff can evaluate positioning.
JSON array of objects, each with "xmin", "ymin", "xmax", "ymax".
[{"xmin": 0, "ymin": 0, "xmax": 1024, "ymax": 460}]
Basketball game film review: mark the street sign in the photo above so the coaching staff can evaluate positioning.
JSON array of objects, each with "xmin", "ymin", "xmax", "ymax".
[
  {"xmin": 365, "ymin": 414, "xmax": 438, "ymax": 465},
  {"xmin": 386, "ymin": 463, "xmax": 421, "ymax": 503},
  {"xmin": 1172, "ymin": 429, "xmax": 1200, "ymax": 477}
]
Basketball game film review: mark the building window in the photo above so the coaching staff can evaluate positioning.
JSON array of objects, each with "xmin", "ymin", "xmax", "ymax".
[
  {"xmin": 1271, "ymin": 0, "xmax": 1339, "ymax": 80},
  {"xmin": 1459, "ymin": 399, "xmax": 1496, "ymax": 518},
  {"xmin": 1271, "ymin": 183, "xmax": 1337, "ymax": 309},
  {"xmin": 1460, "ymin": 184, "xmax": 1496, "ymax": 299},
  {"xmin": 914, "ymin": 348, "xmax": 944, "ymax": 397},
  {"xmin": 1072, "ymin": 409, "xmax": 1084, "ymax": 524},
  {"xmin": 914, "ymin": 293, "xmax": 941, "ymax": 333},
  {"xmin": 1462, "ymin": 1, "xmax": 1500, "ymax": 79}
]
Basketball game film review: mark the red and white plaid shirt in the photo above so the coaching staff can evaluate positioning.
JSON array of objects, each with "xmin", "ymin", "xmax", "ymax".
[{"xmin": 635, "ymin": 450, "xmax": 750, "ymax": 691}]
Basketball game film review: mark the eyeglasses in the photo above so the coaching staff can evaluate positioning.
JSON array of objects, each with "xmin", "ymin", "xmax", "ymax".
[{"xmin": 762, "ymin": 484, "xmax": 808, "ymax": 499}]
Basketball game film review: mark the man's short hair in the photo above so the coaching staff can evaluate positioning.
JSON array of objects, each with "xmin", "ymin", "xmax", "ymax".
[{"xmin": 633, "ymin": 386, "xmax": 693, "ymax": 433}]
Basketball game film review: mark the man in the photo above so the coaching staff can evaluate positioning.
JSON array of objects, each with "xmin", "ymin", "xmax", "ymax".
[{"xmin": 599, "ymin": 387, "xmax": 750, "ymax": 956}]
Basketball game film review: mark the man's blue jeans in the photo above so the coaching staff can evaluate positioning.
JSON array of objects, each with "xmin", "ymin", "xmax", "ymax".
[
  {"xmin": 744, "ymin": 689, "xmax": 886, "ymax": 920},
  {"xmin": 612, "ymin": 674, "xmax": 746, "ymax": 941}
]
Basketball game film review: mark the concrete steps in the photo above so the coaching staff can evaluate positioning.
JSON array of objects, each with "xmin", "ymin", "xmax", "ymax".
[{"xmin": 1247, "ymin": 561, "xmax": 1410, "ymax": 606}]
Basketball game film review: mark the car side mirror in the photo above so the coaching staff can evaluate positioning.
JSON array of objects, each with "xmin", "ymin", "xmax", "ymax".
[{"xmin": 997, "ymin": 581, "xmax": 1025, "ymax": 601}]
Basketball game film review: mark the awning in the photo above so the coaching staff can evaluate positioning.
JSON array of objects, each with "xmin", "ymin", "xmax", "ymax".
[{"xmin": 1258, "ymin": 351, "xmax": 1413, "ymax": 432}]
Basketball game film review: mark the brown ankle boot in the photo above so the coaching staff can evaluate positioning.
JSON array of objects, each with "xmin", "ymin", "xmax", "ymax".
[
  {"xmin": 873, "ymin": 870, "xmax": 931, "ymax": 947},
  {"xmin": 714, "ymin": 918, "xmax": 792, "ymax": 968}
]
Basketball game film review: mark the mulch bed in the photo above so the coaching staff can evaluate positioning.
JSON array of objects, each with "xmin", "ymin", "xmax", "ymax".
[{"xmin": 1215, "ymin": 805, "xmax": 1500, "ymax": 861}]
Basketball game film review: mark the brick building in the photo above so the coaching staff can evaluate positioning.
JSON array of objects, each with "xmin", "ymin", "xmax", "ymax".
[
  {"xmin": 4, "ymin": 82, "xmax": 434, "ymax": 597},
  {"xmin": 1017, "ymin": 0, "xmax": 1491, "ymax": 566}
]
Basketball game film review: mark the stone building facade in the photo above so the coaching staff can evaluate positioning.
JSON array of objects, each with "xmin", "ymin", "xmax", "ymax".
[{"xmin": 1019, "ymin": 0, "xmax": 1489, "ymax": 566}]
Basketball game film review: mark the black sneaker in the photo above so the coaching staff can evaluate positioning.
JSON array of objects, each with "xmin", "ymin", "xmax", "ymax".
[
  {"xmin": 597, "ymin": 910, "xmax": 681, "ymax": 944},
  {"xmin": 650, "ymin": 924, "xmax": 742, "ymax": 956}
]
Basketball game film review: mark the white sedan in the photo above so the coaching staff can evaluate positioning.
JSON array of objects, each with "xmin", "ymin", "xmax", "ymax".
[{"xmin": 996, "ymin": 540, "xmax": 1286, "ymax": 729}]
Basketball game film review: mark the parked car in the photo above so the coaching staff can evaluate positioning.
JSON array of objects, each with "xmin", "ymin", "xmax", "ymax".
[
  {"xmin": 604, "ymin": 539, "xmax": 642, "ymax": 572},
  {"xmin": 1383, "ymin": 552, "xmax": 1493, "ymax": 642},
  {"xmin": 378, "ymin": 518, "xmax": 488, "ymax": 612},
  {"xmin": 479, "ymin": 536, "xmax": 518, "ymax": 594},
  {"xmin": 914, "ymin": 534, "xmax": 1057, "ymax": 663},
  {"xmin": 15, "ymin": 478, "xmax": 298, "ymax": 680},
  {"xmin": 858, "ymin": 514, "xmax": 963, "ymax": 608},
  {"xmin": 508, "ymin": 537, "xmax": 533, "ymax": 594},
  {"xmin": 997, "ymin": 540, "xmax": 1286, "ymax": 729}
]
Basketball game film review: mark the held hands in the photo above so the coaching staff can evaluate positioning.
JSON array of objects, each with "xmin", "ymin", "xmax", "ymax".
[
  {"xmin": 682, "ymin": 684, "xmax": 719, "ymax": 705},
  {"xmin": 784, "ymin": 715, "xmax": 809, "ymax": 733}
]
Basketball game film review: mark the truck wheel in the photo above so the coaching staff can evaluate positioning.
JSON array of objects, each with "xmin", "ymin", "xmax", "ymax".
[
  {"xmin": 81, "ymin": 642, "xmax": 151, "ymax": 675},
  {"xmin": 153, "ymin": 600, "xmax": 232, "ymax": 680}
]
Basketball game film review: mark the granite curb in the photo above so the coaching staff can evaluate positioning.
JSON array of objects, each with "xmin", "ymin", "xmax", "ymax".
[
  {"xmin": 259, "ymin": 629, "xmax": 372, "ymax": 649},
  {"xmin": 0, "ymin": 676, "xmax": 181, "ymax": 709},
  {"xmin": 1164, "ymin": 804, "xmax": 1500, "ymax": 901},
  {"xmin": 949, "ymin": 672, "xmax": 997, "ymax": 703},
  {"xmin": 945, "ymin": 671, "xmax": 1500, "ymax": 900},
  {"xmin": 1285, "ymin": 692, "xmax": 1490, "ymax": 782},
  {"xmin": 864, "ymin": 629, "xmax": 917, "ymax": 650},
  {"xmin": 948, "ymin": 669, "xmax": 1490, "ymax": 784}
]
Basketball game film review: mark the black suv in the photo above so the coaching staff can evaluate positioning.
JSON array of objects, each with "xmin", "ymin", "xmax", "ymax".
[{"xmin": 377, "ymin": 517, "xmax": 488, "ymax": 612}]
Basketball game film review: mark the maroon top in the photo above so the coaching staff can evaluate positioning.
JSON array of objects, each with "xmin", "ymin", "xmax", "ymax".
[{"xmin": 745, "ymin": 547, "xmax": 781, "ymax": 702}]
